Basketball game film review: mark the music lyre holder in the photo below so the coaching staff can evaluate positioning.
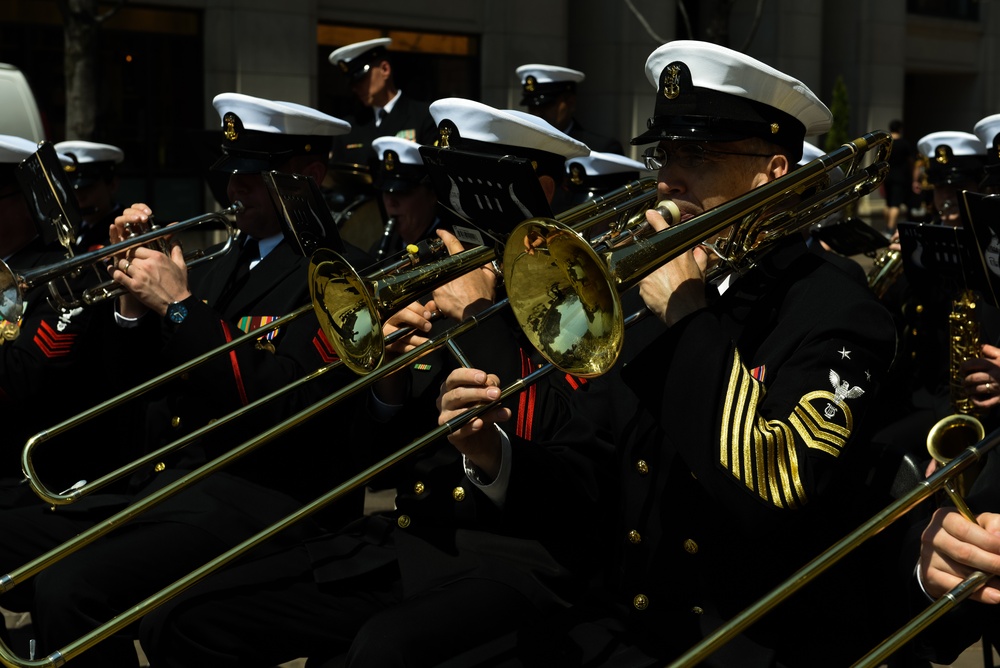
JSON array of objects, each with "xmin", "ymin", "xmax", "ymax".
[
  {"xmin": 897, "ymin": 220, "xmax": 987, "ymax": 298},
  {"xmin": 262, "ymin": 171, "xmax": 346, "ymax": 257},
  {"xmin": 810, "ymin": 216, "xmax": 889, "ymax": 256},
  {"xmin": 15, "ymin": 141, "xmax": 81, "ymax": 254},
  {"xmin": 418, "ymin": 145, "xmax": 552, "ymax": 249}
]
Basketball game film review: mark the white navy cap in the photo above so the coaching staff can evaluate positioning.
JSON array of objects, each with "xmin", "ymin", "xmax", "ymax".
[
  {"xmin": 974, "ymin": 114, "xmax": 1000, "ymax": 188},
  {"xmin": 55, "ymin": 140, "xmax": 124, "ymax": 188},
  {"xmin": 211, "ymin": 92, "xmax": 351, "ymax": 174},
  {"xmin": 0, "ymin": 135, "xmax": 39, "ymax": 165},
  {"xmin": 566, "ymin": 151, "xmax": 648, "ymax": 193},
  {"xmin": 329, "ymin": 37, "xmax": 392, "ymax": 82},
  {"xmin": 371, "ymin": 136, "xmax": 428, "ymax": 193},
  {"xmin": 917, "ymin": 130, "xmax": 986, "ymax": 186},
  {"xmin": 515, "ymin": 64, "xmax": 585, "ymax": 107},
  {"xmin": 430, "ymin": 98, "xmax": 588, "ymax": 178},
  {"xmin": 632, "ymin": 40, "xmax": 832, "ymax": 163}
]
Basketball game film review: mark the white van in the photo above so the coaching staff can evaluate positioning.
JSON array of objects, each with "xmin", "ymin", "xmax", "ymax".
[{"xmin": 0, "ymin": 63, "xmax": 45, "ymax": 141}]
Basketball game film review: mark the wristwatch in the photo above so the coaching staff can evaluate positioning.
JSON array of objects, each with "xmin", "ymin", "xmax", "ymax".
[{"xmin": 165, "ymin": 299, "xmax": 189, "ymax": 325}]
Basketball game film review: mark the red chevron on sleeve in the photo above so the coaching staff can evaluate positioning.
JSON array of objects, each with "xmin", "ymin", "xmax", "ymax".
[
  {"xmin": 33, "ymin": 320, "xmax": 78, "ymax": 358},
  {"xmin": 313, "ymin": 329, "xmax": 340, "ymax": 364}
]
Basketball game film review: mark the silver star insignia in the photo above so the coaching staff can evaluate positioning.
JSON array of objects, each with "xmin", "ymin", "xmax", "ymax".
[
  {"xmin": 838, "ymin": 347, "xmax": 851, "ymax": 359},
  {"xmin": 865, "ymin": 370, "xmax": 871, "ymax": 381}
]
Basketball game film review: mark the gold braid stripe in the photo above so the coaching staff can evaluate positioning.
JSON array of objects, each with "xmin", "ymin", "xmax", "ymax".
[{"xmin": 719, "ymin": 350, "xmax": 809, "ymax": 509}]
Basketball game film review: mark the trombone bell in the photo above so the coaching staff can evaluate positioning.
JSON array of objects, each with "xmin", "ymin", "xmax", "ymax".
[{"xmin": 309, "ymin": 248, "xmax": 384, "ymax": 375}]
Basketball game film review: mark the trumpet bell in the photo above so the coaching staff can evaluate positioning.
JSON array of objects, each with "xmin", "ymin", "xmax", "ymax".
[
  {"xmin": 503, "ymin": 219, "xmax": 624, "ymax": 378},
  {"xmin": 309, "ymin": 248, "xmax": 384, "ymax": 375}
]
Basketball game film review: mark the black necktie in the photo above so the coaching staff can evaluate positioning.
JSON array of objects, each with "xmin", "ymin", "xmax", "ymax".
[{"xmin": 215, "ymin": 238, "xmax": 259, "ymax": 312}]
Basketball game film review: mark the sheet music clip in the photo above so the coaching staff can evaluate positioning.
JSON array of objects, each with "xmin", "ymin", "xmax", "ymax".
[
  {"xmin": 262, "ymin": 171, "xmax": 345, "ymax": 257},
  {"xmin": 15, "ymin": 141, "xmax": 81, "ymax": 253},
  {"xmin": 418, "ymin": 145, "xmax": 552, "ymax": 249},
  {"xmin": 897, "ymin": 220, "xmax": 982, "ymax": 294}
]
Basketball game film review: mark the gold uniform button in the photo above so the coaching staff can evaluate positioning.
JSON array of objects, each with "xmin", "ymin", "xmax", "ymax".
[
  {"xmin": 683, "ymin": 539, "xmax": 699, "ymax": 554},
  {"xmin": 452, "ymin": 486, "xmax": 466, "ymax": 501},
  {"xmin": 180, "ymin": 371, "xmax": 190, "ymax": 381},
  {"xmin": 633, "ymin": 594, "xmax": 649, "ymax": 611},
  {"xmin": 413, "ymin": 481, "xmax": 425, "ymax": 495},
  {"xmin": 154, "ymin": 462, "xmax": 166, "ymax": 472},
  {"xmin": 170, "ymin": 416, "xmax": 182, "ymax": 428},
  {"xmin": 635, "ymin": 459, "xmax": 649, "ymax": 475},
  {"xmin": 627, "ymin": 530, "xmax": 642, "ymax": 545},
  {"xmin": 397, "ymin": 515, "xmax": 411, "ymax": 529},
  {"xmin": 691, "ymin": 606, "xmax": 704, "ymax": 615},
  {"xmin": 915, "ymin": 304, "xmax": 924, "ymax": 314}
]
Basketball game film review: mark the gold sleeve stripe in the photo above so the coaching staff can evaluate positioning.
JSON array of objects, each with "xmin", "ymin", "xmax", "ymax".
[{"xmin": 719, "ymin": 350, "xmax": 809, "ymax": 510}]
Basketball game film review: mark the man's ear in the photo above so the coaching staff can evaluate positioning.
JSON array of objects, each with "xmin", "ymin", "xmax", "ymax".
[
  {"xmin": 767, "ymin": 154, "xmax": 790, "ymax": 181},
  {"xmin": 538, "ymin": 174, "xmax": 556, "ymax": 204}
]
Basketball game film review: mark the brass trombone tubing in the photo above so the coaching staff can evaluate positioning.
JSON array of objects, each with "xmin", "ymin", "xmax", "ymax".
[
  {"xmin": 0, "ymin": 298, "xmax": 516, "ymax": 666},
  {"xmin": 0, "ymin": 202, "xmax": 242, "ymax": 323},
  {"xmin": 21, "ymin": 307, "xmax": 426, "ymax": 506},
  {"xmin": 20, "ymin": 304, "xmax": 312, "ymax": 505},
  {"xmin": 666, "ymin": 428, "xmax": 1000, "ymax": 668}
]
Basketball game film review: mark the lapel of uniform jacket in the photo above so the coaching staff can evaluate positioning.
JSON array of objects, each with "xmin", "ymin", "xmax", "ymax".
[{"xmin": 218, "ymin": 240, "xmax": 303, "ymax": 319}]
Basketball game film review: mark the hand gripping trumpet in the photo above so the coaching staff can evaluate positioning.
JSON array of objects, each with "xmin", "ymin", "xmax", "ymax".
[{"xmin": 0, "ymin": 203, "xmax": 243, "ymax": 323}]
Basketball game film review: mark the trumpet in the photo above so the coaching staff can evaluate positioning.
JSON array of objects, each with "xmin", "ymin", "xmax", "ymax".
[{"xmin": 0, "ymin": 203, "xmax": 242, "ymax": 322}]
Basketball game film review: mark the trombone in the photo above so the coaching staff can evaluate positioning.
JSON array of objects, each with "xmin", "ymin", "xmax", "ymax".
[
  {"xmin": 9, "ymin": 134, "xmax": 887, "ymax": 665},
  {"xmin": 0, "ymin": 203, "xmax": 242, "ymax": 323},
  {"xmin": 308, "ymin": 177, "xmax": 667, "ymax": 374}
]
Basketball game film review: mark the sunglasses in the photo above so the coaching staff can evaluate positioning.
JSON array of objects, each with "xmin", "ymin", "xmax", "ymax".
[{"xmin": 641, "ymin": 143, "xmax": 774, "ymax": 171}]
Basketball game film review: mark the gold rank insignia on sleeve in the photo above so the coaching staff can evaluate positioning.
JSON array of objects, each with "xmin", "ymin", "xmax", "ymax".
[{"xmin": 719, "ymin": 351, "xmax": 864, "ymax": 510}]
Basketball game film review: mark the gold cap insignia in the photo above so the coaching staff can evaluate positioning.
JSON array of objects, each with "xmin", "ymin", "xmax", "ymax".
[
  {"xmin": 438, "ymin": 124, "xmax": 452, "ymax": 148},
  {"xmin": 338, "ymin": 60, "xmax": 348, "ymax": 73},
  {"xmin": 770, "ymin": 123, "xmax": 780, "ymax": 134},
  {"xmin": 63, "ymin": 163, "xmax": 76, "ymax": 173},
  {"xmin": 936, "ymin": 146, "xmax": 949, "ymax": 164},
  {"xmin": 663, "ymin": 64, "xmax": 682, "ymax": 100},
  {"xmin": 385, "ymin": 151, "xmax": 396, "ymax": 171},
  {"xmin": 525, "ymin": 76, "xmax": 536, "ymax": 93},
  {"xmin": 569, "ymin": 163, "xmax": 584, "ymax": 185},
  {"xmin": 223, "ymin": 112, "xmax": 239, "ymax": 142}
]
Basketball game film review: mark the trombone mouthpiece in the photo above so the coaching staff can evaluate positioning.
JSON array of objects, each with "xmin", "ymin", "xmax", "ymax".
[{"xmin": 654, "ymin": 199, "xmax": 681, "ymax": 225}]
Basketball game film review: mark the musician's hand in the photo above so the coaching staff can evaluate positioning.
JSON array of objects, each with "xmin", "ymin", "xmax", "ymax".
[
  {"xmin": 109, "ymin": 244, "xmax": 190, "ymax": 317},
  {"xmin": 109, "ymin": 203, "xmax": 156, "ymax": 318},
  {"xmin": 431, "ymin": 229, "xmax": 495, "ymax": 321},
  {"xmin": 638, "ymin": 207, "xmax": 710, "ymax": 326},
  {"xmin": 920, "ymin": 508, "xmax": 1000, "ymax": 604},
  {"xmin": 437, "ymin": 367, "xmax": 510, "ymax": 480},
  {"xmin": 888, "ymin": 230, "xmax": 901, "ymax": 253},
  {"xmin": 961, "ymin": 344, "xmax": 1000, "ymax": 409},
  {"xmin": 383, "ymin": 299, "xmax": 435, "ymax": 358}
]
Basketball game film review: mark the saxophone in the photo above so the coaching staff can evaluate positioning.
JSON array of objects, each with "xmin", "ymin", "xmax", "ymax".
[{"xmin": 927, "ymin": 288, "xmax": 985, "ymax": 498}]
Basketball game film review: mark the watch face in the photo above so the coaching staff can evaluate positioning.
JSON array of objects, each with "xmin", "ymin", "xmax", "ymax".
[{"xmin": 167, "ymin": 302, "xmax": 188, "ymax": 324}]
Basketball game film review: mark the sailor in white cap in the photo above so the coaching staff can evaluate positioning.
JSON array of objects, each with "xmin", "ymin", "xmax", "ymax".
[
  {"xmin": 11, "ymin": 94, "xmax": 375, "ymax": 668},
  {"xmin": 369, "ymin": 135, "xmax": 439, "ymax": 258},
  {"xmin": 974, "ymin": 114, "xmax": 1000, "ymax": 192},
  {"xmin": 563, "ymin": 150, "xmax": 650, "ymax": 209},
  {"xmin": 54, "ymin": 140, "xmax": 125, "ymax": 250},
  {"xmin": 516, "ymin": 63, "xmax": 624, "ymax": 154},
  {"xmin": 0, "ymin": 135, "xmax": 103, "ymax": 498},
  {"xmin": 438, "ymin": 40, "xmax": 897, "ymax": 667},
  {"xmin": 916, "ymin": 130, "xmax": 987, "ymax": 226},
  {"xmin": 327, "ymin": 37, "xmax": 436, "ymax": 167}
]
